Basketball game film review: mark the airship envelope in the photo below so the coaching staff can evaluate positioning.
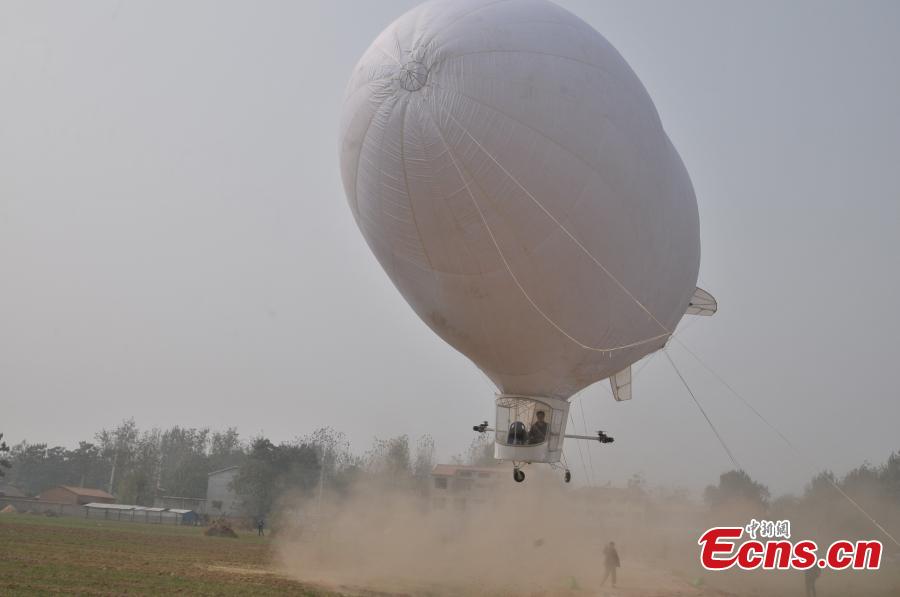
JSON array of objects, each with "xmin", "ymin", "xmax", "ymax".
[{"xmin": 340, "ymin": 0, "xmax": 702, "ymax": 402}]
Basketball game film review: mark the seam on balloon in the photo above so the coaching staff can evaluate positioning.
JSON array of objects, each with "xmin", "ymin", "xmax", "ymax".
[
  {"xmin": 439, "ymin": 48, "xmax": 616, "ymax": 79},
  {"xmin": 435, "ymin": 100, "xmax": 672, "ymax": 337},
  {"xmin": 415, "ymin": 97, "xmax": 506, "ymax": 371},
  {"xmin": 411, "ymin": 97, "xmax": 491, "ymax": 279},
  {"xmin": 375, "ymin": 95, "xmax": 401, "ymax": 276},
  {"xmin": 431, "ymin": 19, "xmax": 581, "ymax": 66},
  {"xmin": 430, "ymin": 79, "xmax": 622, "ymax": 276},
  {"xmin": 415, "ymin": 111, "xmax": 483, "ymax": 277},
  {"xmin": 352, "ymin": 93, "xmax": 397, "ymax": 222},
  {"xmin": 341, "ymin": 77, "xmax": 393, "ymax": 109},
  {"xmin": 399, "ymin": 97, "xmax": 435, "ymax": 269},
  {"xmin": 419, "ymin": 0, "xmax": 519, "ymax": 54},
  {"xmin": 426, "ymin": 103, "xmax": 668, "ymax": 354},
  {"xmin": 430, "ymin": 81, "xmax": 615, "ymax": 188},
  {"xmin": 393, "ymin": 29, "xmax": 405, "ymax": 63},
  {"xmin": 370, "ymin": 43, "xmax": 402, "ymax": 67}
]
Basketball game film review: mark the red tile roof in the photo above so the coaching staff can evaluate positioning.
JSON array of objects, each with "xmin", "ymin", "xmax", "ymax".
[{"xmin": 58, "ymin": 486, "xmax": 115, "ymax": 499}]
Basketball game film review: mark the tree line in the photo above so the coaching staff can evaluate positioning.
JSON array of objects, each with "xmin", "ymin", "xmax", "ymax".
[
  {"xmin": 0, "ymin": 421, "xmax": 438, "ymax": 517},
  {"xmin": 2, "ymin": 421, "xmax": 244, "ymax": 504},
  {"xmin": 3, "ymin": 421, "xmax": 898, "ymax": 536},
  {"xmin": 702, "ymin": 453, "xmax": 900, "ymax": 541}
]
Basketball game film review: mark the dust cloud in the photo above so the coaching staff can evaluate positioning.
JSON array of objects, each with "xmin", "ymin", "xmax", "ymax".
[{"xmin": 273, "ymin": 470, "xmax": 900, "ymax": 596}]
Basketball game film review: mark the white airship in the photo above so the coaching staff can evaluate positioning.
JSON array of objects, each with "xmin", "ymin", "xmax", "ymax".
[{"xmin": 340, "ymin": 0, "xmax": 716, "ymax": 483}]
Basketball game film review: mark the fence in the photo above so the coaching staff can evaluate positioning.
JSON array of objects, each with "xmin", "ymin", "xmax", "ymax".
[
  {"xmin": 83, "ymin": 506, "xmax": 187, "ymax": 524},
  {"xmin": 0, "ymin": 497, "xmax": 196, "ymax": 525},
  {"xmin": 0, "ymin": 497, "xmax": 82, "ymax": 517}
]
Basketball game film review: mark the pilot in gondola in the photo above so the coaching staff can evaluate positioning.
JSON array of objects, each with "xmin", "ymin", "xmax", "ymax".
[{"xmin": 528, "ymin": 410, "xmax": 548, "ymax": 444}]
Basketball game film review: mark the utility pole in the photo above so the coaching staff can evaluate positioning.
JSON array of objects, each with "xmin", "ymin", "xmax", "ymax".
[{"xmin": 107, "ymin": 451, "xmax": 117, "ymax": 495}]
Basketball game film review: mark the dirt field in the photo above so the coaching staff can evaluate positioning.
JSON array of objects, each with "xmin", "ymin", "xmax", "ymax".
[
  {"xmin": 0, "ymin": 513, "xmax": 334, "ymax": 596},
  {"xmin": 3, "ymin": 511, "xmax": 898, "ymax": 596},
  {"xmin": 0, "ymin": 507, "xmax": 722, "ymax": 597}
]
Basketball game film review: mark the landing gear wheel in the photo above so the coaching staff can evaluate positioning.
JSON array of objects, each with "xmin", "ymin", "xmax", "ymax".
[
  {"xmin": 564, "ymin": 470, "xmax": 572, "ymax": 483},
  {"xmin": 513, "ymin": 468, "xmax": 525, "ymax": 483}
]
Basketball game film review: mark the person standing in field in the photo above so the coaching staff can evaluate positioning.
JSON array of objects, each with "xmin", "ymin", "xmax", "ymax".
[
  {"xmin": 257, "ymin": 518, "xmax": 265, "ymax": 537},
  {"xmin": 804, "ymin": 567, "xmax": 821, "ymax": 597},
  {"xmin": 600, "ymin": 541, "xmax": 620, "ymax": 587}
]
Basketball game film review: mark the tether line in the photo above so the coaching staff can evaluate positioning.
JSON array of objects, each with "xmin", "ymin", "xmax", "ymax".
[
  {"xmin": 672, "ymin": 337, "xmax": 900, "ymax": 548},
  {"xmin": 664, "ymin": 349, "xmax": 742, "ymax": 471}
]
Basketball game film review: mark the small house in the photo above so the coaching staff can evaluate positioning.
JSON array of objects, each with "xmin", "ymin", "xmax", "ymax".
[
  {"xmin": 431, "ymin": 464, "xmax": 504, "ymax": 510},
  {"xmin": 39, "ymin": 485, "xmax": 115, "ymax": 505},
  {"xmin": 206, "ymin": 466, "xmax": 241, "ymax": 516}
]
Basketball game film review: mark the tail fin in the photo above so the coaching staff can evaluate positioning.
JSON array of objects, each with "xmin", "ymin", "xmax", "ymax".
[
  {"xmin": 686, "ymin": 287, "xmax": 717, "ymax": 316},
  {"xmin": 610, "ymin": 367, "xmax": 632, "ymax": 401}
]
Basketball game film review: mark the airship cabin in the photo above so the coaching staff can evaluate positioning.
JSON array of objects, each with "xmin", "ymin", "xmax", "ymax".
[{"xmin": 494, "ymin": 395, "xmax": 569, "ymax": 465}]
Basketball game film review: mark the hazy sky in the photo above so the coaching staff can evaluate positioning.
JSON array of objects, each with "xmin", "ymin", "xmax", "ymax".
[{"xmin": 2, "ymin": 0, "xmax": 899, "ymax": 495}]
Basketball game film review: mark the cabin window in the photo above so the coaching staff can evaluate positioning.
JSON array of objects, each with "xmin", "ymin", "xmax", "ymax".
[{"xmin": 495, "ymin": 397, "xmax": 553, "ymax": 446}]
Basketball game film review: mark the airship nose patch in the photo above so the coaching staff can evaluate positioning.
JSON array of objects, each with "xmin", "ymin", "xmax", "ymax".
[{"xmin": 399, "ymin": 60, "xmax": 429, "ymax": 92}]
